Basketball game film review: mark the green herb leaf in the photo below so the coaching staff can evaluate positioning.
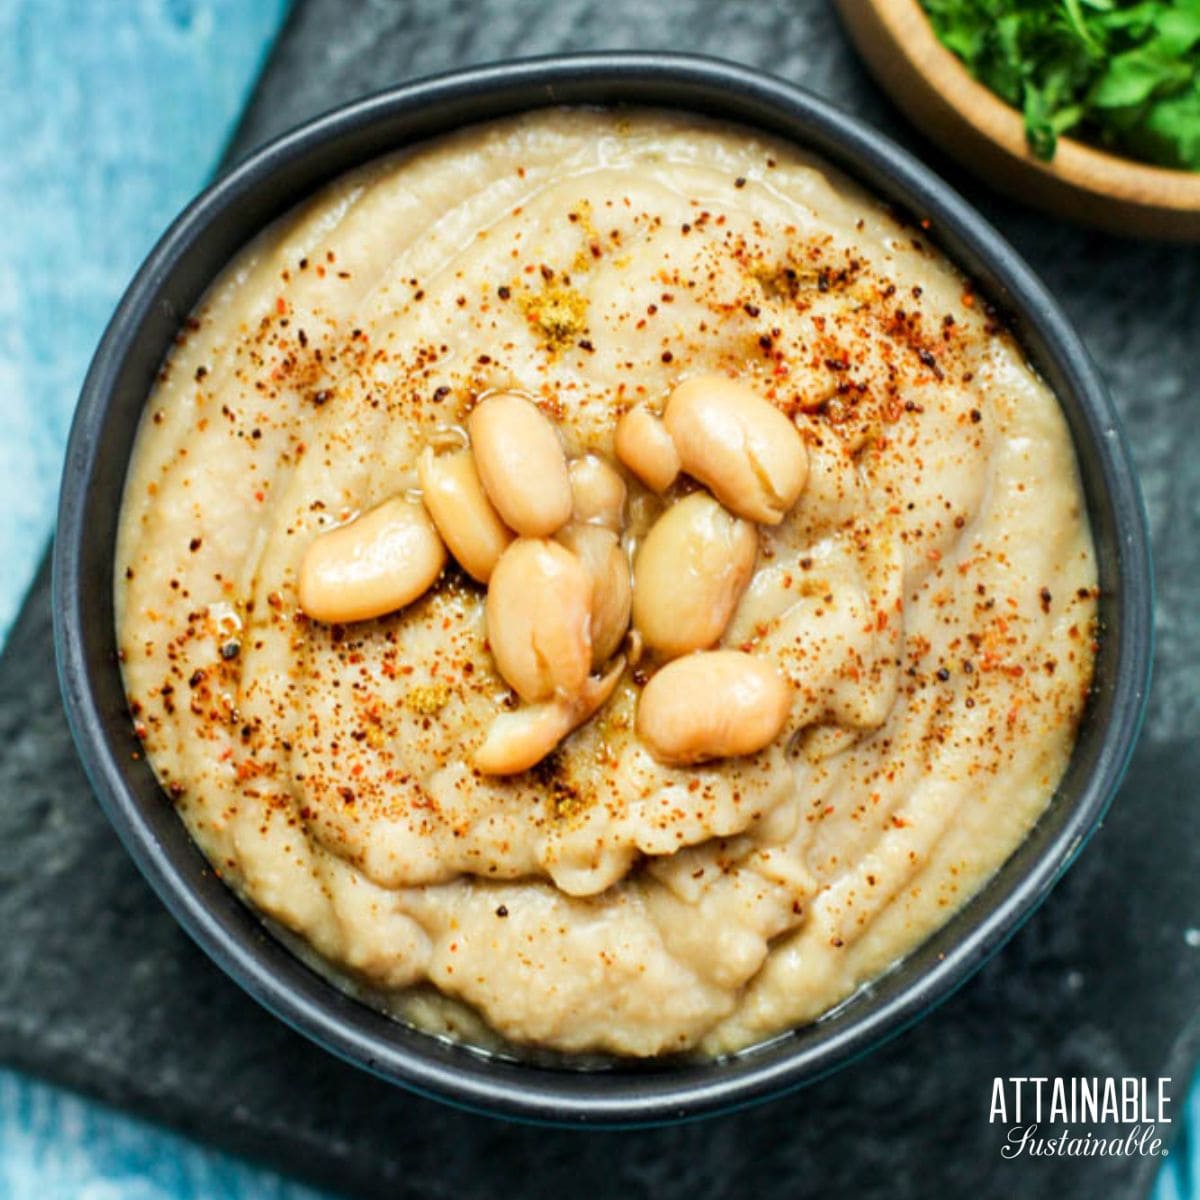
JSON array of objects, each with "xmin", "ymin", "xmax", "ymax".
[
  {"xmin": 920, "ymin": 0, "xmax": 1200, "ymax": 171},
  {"xmin": 1091, "ymin": 49, "xmax": 1188, "ymax": 107}
]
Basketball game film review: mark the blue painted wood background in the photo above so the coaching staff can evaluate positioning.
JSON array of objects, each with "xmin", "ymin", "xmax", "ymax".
[{"xmin": 0, "ymin": 1, "xmax": 1192, "ymax": 1195}]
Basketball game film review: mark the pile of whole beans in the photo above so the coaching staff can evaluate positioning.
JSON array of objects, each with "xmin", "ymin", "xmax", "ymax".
[{"xmin": 298, "ymin": 376, "xmax": 811, "ymax": 774}]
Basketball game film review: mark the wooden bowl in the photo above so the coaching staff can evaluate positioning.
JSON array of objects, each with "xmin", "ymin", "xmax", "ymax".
[{"xmin": 836, "ymin": 0, "xmax": 1200, "ymax": 240}]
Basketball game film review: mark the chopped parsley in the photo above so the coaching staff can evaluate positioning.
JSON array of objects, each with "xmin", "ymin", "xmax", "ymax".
[{"xmin": 920, "ymin": 0, "xmax": 1200, "ymax": 169}]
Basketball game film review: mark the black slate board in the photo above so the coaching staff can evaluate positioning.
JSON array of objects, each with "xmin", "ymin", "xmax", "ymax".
[{"xmin": 3, "ymin": 1, "xmax": 1198, "ymax": 1197}]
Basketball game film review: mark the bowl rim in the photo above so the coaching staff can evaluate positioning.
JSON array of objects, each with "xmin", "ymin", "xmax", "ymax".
[
  {"xmin": 52, "ymin": 51, "xmax": 1153, "ymax": 1126},
  {"xmin": 836, "ymin": 0, "xmax": 1200, "ymax": 237}
]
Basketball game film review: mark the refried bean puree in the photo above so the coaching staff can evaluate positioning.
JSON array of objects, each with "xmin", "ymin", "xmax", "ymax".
[{"xmin": 116, "ymin": 109, "xmax": 1098, "ymax": 1057}]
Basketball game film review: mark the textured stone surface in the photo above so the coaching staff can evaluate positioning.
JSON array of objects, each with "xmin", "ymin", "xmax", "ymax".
[{"xmin": 2, "ymin": 1, "xmax": 1197, "ymax": 1197}]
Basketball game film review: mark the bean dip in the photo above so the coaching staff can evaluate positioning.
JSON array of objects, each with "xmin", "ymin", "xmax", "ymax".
[{"xmin": 116, "ymin": 110, "xmax": 1098, "ymax": 1056}]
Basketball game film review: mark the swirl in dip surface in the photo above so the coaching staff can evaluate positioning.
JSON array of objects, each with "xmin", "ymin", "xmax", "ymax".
[{"xmin": 116, "ymin": 109, "xmax": 1098, "ymax": 1057}]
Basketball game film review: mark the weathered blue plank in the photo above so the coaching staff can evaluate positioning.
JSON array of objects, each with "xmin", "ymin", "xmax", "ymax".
[
  {"xmin": 1154, "ymin": 1065, "xmax": 1198, "ymax": 1200},
  {"xmin": 0, "ymin": 1067, "xmax": 333, "ymax": 1199},
  {"xmin": 0, "ymin": 0, "xmax": 289, "ymax": 638}
]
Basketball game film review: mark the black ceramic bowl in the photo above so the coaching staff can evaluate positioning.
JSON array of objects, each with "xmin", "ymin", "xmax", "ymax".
[{"xmin": 53, "ymin": 53, "xmax": 1152, "ymax": 1126}]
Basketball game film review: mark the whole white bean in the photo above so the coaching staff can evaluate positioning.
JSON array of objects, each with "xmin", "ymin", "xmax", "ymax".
[
  {"xmin": 615, "ymin": 406, "xmax": 680, "ymax": 494},
  {"xmin": 474, "ymin": 657, "xmax": 624, "ymax": 776},
  {"xmin": 418, "ymin": 446, "xmax": 513, "ymax": 582},
  {"xmin": 569, "ymin": 454, "xmax": 627, "ymax": 531},
  {"xmin": 632, "ymin": 492, "xmax": 757, "ymax": 658},
  {"xmin": 636, "ymin": 650, "xmax": 792, "ymax": 765},
  {"xmin": 486, "ymin": 538, "xmax": 593, "ymax": 703},
  {"xmin": 663, "ymin": 375, "xmax": 808, "ymax": 523},
  {"xmin": 298, "ymin": 497, "xmax": 445, "ymax": 624},
  {"xmin": 468, "ymin": 392, "xmax": 572, "ymax": 536},
  {"xmin": 557, "ymin": 522, "xmax": 632, "ymax": 667}
]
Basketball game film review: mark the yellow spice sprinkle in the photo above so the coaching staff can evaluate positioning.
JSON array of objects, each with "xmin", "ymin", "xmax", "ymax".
[
  {"xmin": 406, "ymin": 683, "xmax": 450, "ymax": 715},
  {"xmin": 521, "ymin": 285, "xmax": 588, "ymax": 352}
]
